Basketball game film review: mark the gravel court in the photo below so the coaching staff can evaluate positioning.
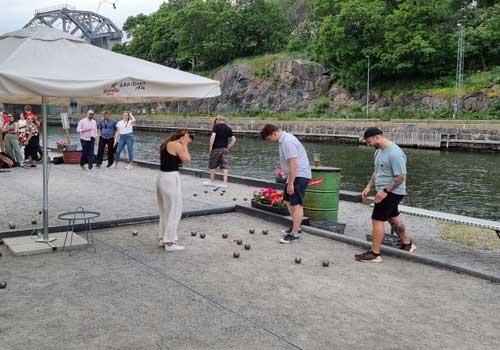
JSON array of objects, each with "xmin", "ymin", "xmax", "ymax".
[{"xmin": 88, "ymin": 213, "xmax": 500, "ymax": 350}]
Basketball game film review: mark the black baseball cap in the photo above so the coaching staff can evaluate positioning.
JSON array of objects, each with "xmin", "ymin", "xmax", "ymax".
[{"xmin": 363, "ymin": 127, "xmax": 383, "ymax": 139}]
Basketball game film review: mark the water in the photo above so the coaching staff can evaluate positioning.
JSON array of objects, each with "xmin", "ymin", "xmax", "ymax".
[{"xmin": 47, "ymin": 127, "xmax": 500, "ymax": 221}]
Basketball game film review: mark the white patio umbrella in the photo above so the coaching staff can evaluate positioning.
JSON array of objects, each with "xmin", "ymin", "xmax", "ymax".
[{"xmin": 0, "ymin": 26, "xmax": 221, "ymax": 244}]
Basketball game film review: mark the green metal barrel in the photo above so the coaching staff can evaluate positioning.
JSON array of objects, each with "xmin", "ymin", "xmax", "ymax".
[{"xmin": 304, "ymin": 167, "xmax": 342, "ymax": 221}]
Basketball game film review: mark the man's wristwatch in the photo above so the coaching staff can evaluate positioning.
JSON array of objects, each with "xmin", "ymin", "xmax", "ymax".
[{"xmin": 383, "ymin": 188, "xmax": 390, "ymax": 194}]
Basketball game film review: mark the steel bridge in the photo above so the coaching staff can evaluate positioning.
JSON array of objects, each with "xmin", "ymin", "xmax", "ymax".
[{"xmin": 24, "ymin": 4, "xmax": 123, "ymax": 50}]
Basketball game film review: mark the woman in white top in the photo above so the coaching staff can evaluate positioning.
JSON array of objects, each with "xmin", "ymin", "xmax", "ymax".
[{"xmin": 113, "ymin": 111, "xmax": 136, "ymax": 169}]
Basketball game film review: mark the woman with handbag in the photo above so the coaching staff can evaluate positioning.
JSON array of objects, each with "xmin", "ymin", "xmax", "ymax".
[{"xmin": 157, "ymin": 129, "xmax": 193, "ymax": 252}]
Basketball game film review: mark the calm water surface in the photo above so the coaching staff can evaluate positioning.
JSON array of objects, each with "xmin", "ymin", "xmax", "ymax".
[{"xmin": 47, "ymin": 127, "xmax": 500, "ymax": 221}]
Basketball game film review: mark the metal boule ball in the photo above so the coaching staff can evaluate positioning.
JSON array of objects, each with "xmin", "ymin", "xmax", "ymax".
[
  {"xmin": 31, "ymin": 219, "xmax": 37, "ymax": 225},
  {"xmin": 233, "ymin": 251, "xmax": 240, "ymax": 258},
  {"xmin": 262, "ymin": 229, "xmax": 268, "ymax": 235},
  {"xmin": 233, "ymin": 198, "xmax": 237, "ymax": 201},
  {"xmin": 204, "ymin": 190, "xmax": 208, "ymax": 194},
  {"xmin": 243, "ymin": 198, "xmax": 248, "ymax": 201},
  {"xmin": 294, "ymin": 257, "xmax": 302, "ymax": 264},
  {"xmin": 244, "ymin": 244, "xmax": 251, "ymax": 250},
  {"xmin": 132, "ymin": 230, "xmax": 138, "ymax": 236},
  {"xmin": 191, "ymin": 231, "xmax": 197, "ymax": 237},
  {"xmin": 200, "ymin": 233, "xmax": 206, "ymax": 239},
  {"xmin": 213, "ymin": 188, "xmax": 217, "ymax": 192},
  {"xmin": 193, "ymin": 193, "xmax": 198, "ymax": 197},
  {"xmin": 236, "ymin": 239, "xmax": 243, "ymax": 245},
  {"xmin": 0, "ymin": 281, "xmax": 6, "ymax": 289},
  {"xmin": 220, "ymin": 193, "xmax": 224, "ymax": 196},
  {"xmin": 8, "ymin": 222, "xmax": 15, "ymax": 229},
  {"xmin": 249, "ymin": 229, "xmax": 255, "ymax": 234},
  {"xmin": 322, "ymin": 260, "xmax": 330, "ymax": 267},
  {"xmin": 222, "ymin": 233, "xmax": 228, "ymax": 239}
]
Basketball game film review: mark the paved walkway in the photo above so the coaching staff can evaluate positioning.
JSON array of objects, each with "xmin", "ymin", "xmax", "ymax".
[
  {"xmin": 1, "ymin": 163, "xmax": 499, "ymax": 277},
  {"xmin": 1, "ymin": 213, "xmax": 499, "ymax": 349}
]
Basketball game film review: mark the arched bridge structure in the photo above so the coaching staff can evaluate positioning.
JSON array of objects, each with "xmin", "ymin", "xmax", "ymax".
[{"xmin": 24, "ymin": 5, "xmax": 123, "ymax": 50}]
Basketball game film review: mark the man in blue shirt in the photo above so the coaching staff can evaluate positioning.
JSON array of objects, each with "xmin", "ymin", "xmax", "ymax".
[
  {"xmin": 355, "ymin": 127, "xmax": 416, "ymax": 263},
  {"xmin": 96, "ymin": 111, "xmax": 117, "ymax": 168},
  {"xmin": 260, "ymin": 124, "xmax": 311, "ymax": 244}
]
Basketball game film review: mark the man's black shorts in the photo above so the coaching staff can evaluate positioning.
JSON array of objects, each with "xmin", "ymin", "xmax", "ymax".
[
  {"xmin": 372, "ymin": 192, "xmax": 405, "ymax": 221},
  {"xmin": 283, "ymin": 177, "xmax": 310, "ymax": 206}
]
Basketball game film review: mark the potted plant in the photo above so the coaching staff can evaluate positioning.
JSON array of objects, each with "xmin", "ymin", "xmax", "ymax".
[
  {"xmin": 56, "ymin": 140, "xmax": 67, "ymax": 150},
  {"xmin": 251, "ymin": 188, "xmax": 289, "ymax": 215},
  {"xmin": 275, "ymin": 167, "xmax": 286, "ymax": 183}
]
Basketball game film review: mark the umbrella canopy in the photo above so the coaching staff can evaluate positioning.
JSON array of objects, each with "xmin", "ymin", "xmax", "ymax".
[
  {"xmin": 0, "ymin": 25, "xmax": 221, "ymax": 243},
  {"xmin": 0, "ymin": 26, "xmax": 220, "ymax": 105}
]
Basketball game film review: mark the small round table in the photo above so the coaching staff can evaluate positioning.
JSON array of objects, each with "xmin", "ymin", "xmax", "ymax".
[{"xmin": 58, "ymin": 208, "xmax": 100, "ymax": 255}]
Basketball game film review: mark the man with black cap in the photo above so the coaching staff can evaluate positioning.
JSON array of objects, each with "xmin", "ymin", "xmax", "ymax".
[{"xmin": 355, "ymin": 127, "xmax": 416, "ymax": 263}]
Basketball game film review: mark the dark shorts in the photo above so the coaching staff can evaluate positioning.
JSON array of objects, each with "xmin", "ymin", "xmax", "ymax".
[
  {"xmin": 283, "ymin": 177, "xmax": 310, "ymax": 206},
  {"xmin": 209, "ymin": 148, "xmax": 229, "ymax": 169},
  {"xmin": 372, "ymin": 193, "xmax": 405, "ymax": 221}
]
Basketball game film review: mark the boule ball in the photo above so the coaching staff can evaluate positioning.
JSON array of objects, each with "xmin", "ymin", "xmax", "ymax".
[
  {"xmin": 191, "ymin": 231, "xmax": 197, "ymax": 237},
  {"xmin": 233, "ymin": 198, "xmax": 237, "ymax": 201},
  {"xmin": 204, "ymin": 190, "xmax": 208, "ymax": 194},
  {"xmin": 200, "ymin": 233, "xmax": 206, "ymax": 239},
  {"xmin": 8, "ymin": 222, "xmax": 16, "ymax": 229},
  {"xmin": 249, "ymin": 229, "xmax": 255, "ymax": 234},
  {"xmin": 193, "ymin": 193, "xmax": 198, "ymax": 197},
  {"xmin": 222, "ymin": 190, "xmax": 226, "ymax": 193},
  {"xmin": 31, "ymin": 219, "xmax": 37, "ymax": 225},
  {"xmin": 262, "ymin": 229, "xmax": 268, "ymax": 235},
  {"xmin": 0, "ymin": 281, "xmax": 6, "ymax": 289},
  {"xmin": 132, "ymin": 229, "xmax": 138, "ymax": 236},
  {"xmin": 294, "ymin": 257, "xmax": 302, "ymax": 264},
  {"xmin": 322, "ymin": 260, "xmax": 330, "ymax": 267},
  {"xmin": 233, "ymin": 251, "xmax": 240, "ymax": 258},
  {"xmin": 0, "ymin": 239, "xmax": 3, "ymax": 245},
  {"xmin": 220, "ymin": 193, "xmax": 224, "ymax": 196},
  {"xmin": 236, "ymin": 239, "xmax": 243, "ymax": 245},
  {"xmin": 244, "ymin": 244, "xmax": 251, "ymax": 250},
  {"xmin": 222, "ymin": 233, "xmax": 228, "ymax": 239},
  {"xmin": 243, "ymin": 198, "xmax": 248, "ymax": 201},
  {"xmin": 213, "ymin": 188, "xmax": 217, "ymax": 192},
  {"xmin": 0, "ymin": 251, "xmax": 2, "ymax": 257}
]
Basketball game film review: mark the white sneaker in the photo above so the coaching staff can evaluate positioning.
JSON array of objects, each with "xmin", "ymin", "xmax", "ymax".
[
  {"xmin": 81, "ymin": 165, "xmax": 87, "ymax": 171},
  {"xmin": 203, "ymin": 180, "xmax": 217, "ymax": 187},
  {"xmin": 125, "ymin": 163, "xmax": 133, "ymax": 170},
  {"xmin": 112, "ymin": 162, "xmax": 118, "ymax": 169},
  {"xmin": 158, "ymin": 239, "xmax": 165, "ymax": 247},
  {"xmin": 164, "ymin": 243, "xmax": 185, "ymax": 252},
  {"xmin": 217, "ymin": 183, "xmax": 228, "ymax": 188}
]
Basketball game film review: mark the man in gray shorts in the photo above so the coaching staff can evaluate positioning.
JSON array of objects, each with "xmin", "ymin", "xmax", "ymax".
[
  {"xmin": 355, "ymin": 127, "xmax": 416, "ymax": 263},
  {"xmin": 203, "ymin": 114, "xmax": 236, "ymax": 188}
]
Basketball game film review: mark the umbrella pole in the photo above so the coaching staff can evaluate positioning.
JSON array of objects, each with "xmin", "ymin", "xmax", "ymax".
[{"xmin": 35, "ymin": 96, "xmax": 56, "ymax": 247}]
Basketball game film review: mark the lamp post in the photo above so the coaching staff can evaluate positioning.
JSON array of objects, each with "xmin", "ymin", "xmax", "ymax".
[
  {"xmin": 366, "ymin": 55, "xmax": 370, "ymax": 118},
  {"xmin": 96, "ymin": 0, "xmax": 117, "ymax": 13}
]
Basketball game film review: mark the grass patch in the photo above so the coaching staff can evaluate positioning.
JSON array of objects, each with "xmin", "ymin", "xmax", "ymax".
[
  {"xmin": 196, "ymin": 51, "xmax": 313, "ymax": 78},
  {"xmin": 438, "ymin": 221, "xmax": 500, "ymax": 250}
]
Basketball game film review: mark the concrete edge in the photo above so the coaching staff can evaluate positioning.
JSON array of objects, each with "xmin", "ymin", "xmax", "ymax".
[
  {"xmin": 0, "ymin": 206, "xmax": 235, "ymax": 239},
  {"xmin": 134, "ymin": 160, "xmax": 363, "ymax": 202},
  {"xmin": 235, "ymin": 205, "xmax": 500, "ymax": 284}
]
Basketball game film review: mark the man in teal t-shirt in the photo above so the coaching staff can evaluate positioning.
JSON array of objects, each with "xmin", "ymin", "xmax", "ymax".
[{"xmin": 355, "ymin": 127, "xmax": 416, "ymax": 263}]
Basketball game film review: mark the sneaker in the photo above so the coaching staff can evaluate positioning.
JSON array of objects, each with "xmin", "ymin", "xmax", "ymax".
[
  {"xmin": 81, "ymin": 165, "xmax": 87, "ymax": 171},
  {"xmin": 125, "ymin": 163, "xmax": 133, "ymax": 170},
  {"xmin": 279, "ymin": 234, "xmax": 300, "ymax": 244},
  {"xmin": 158, "ymin": 239, "xmax": 165, "ymax": 247},
  {"xmin": 401, "ymin": 241, "xmax": 416, "ymax": 253},
  {"xmin": 203, "ymin": 180, "xmax": 217, "ymax": 187},
  {"xmin": 112, "ymin": 162, "xmax": 118, "ymax": 169},
  {"xmin": 217, "ymin": 183, "xmax": 228, "ymax": 189},
  {"xmin": 106, "ymin": 163, "xmax": 113, "ymax": 168},
  {"xmin": 281, "ymin": 227, "xmax": 302, "ymax": 237},
  {"xmin": 164, "ymin": 243, "xmax": 185, "ymax": 252},
  {"xmin": 355, "ymin": 250, "xmax": 382, "ymax": 263},
  {"xmin": 96, "ymin": 164, "xmax": 101, "ymax": 168}
]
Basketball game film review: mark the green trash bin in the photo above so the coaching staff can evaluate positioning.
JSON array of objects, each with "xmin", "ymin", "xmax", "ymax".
[{"xmin": 304, "ymin": 167, "xmax": 341, "ymax": 221}]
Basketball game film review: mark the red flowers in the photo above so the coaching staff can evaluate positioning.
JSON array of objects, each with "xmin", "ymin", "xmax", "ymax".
[{"xmin": 253, "ymin": 188, "xmax": 286, "ymax": 208}]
